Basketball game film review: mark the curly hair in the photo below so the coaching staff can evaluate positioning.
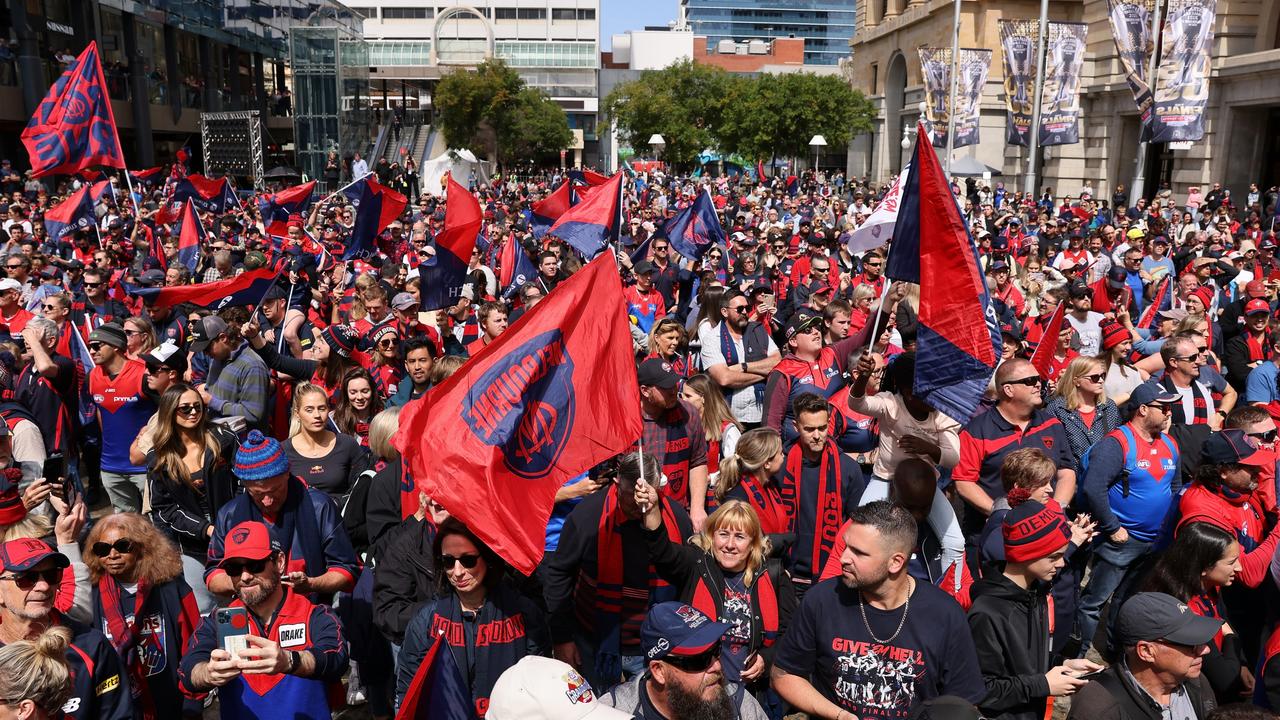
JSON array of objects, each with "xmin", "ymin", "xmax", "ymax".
[{"xmin": 83, "ymin": 513, "xmax": 183, "ymax": 584}]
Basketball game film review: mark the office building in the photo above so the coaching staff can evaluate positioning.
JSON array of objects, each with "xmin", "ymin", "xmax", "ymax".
[{"xmin": 681, "ymin": 0, "xmax": 856, "ymax": 66}]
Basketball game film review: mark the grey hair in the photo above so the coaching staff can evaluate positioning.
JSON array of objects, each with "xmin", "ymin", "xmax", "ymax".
[{"xmin": 25, "ymin": 316, "xmax": 56, "ymax": 342}]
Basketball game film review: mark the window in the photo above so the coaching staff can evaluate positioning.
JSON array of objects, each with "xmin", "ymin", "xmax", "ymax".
[
  {"xmin": 382, "ymin": 7, "xmax": 429, "ymax": 19},
  {"xmin": 495, "ymin": 8, "xmax": 517, "ymax": 19},
  {"xmin": 552, "ymin": 8, "xmax": 575, "ymax": 20},
  {"xmin": 518, "ymin": 8, "xmax": 546, "ymax": 19},
  {"xmin": 577, "ymin": 9, "xmax": 595, "ymax": 20},
  {"xmin": 870, "ymin": 63, "xmax": 878, "ymax": 94}
]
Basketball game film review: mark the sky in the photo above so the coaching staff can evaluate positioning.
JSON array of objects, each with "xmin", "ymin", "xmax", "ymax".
[{"xmin": 600, "ymin": 0, "xmax": 679, "ymax": 49}]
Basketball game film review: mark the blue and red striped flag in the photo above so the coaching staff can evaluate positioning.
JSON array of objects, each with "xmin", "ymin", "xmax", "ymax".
[
  {"xmin": 546, "ymin": 172, "xmax": 623, "ymax": 259},
  {"xmin": 258, "ymin": 180, "xmax": 317, "ymax": 238},
  {"xmin": 1029, "ymin": 301, "xmax": 1067, "ymax": 381},
  {"xmin": 172, "ymin": 174, "xmax": 238, "ymax": 213},
  {"xmin": 129, "ymin": 166, "xmax": 164, "ymax": 185},
  {"xmin": 43, "ymin": 185, "xmax": 95, "ymax": 241},
  {"xmin": 395, "ymin": 639, "xmax": 477, "ymax": 720},
  {"xmin": 887, "ymin": 122, "xmax": 1001, "ymax": 422},
  {"xmin": 392, "ymin": 252, "xmax": 641, "ymax": 574},
  {"xmin": 122, "ymin": 267, "xmax": 279, "ymax": 310},
  {"xmin": 662, "ymin": 189, "xmax": 724, "ymax": 262},
  {"xmin": 175, "ymin": 202, "xmax": 205, "ymax": 274},
  {"xmin": 1137, "ymin": 276, "xmax": 1171, "ymax": 331},
  {"xmin": 419, "ymin": 177, "xmax": 481, "ymax": 310},
  {"xmin": 531, "ymin": 181, "xmax": 577, "ymax": 239},
  {"xmin": 568, "ymin": 168, "xmax": 609, "ymax": 187},
  {"xmin": 21, "ymin": 42, "xmax": 125, "ymax": 178},
  {"xmin": 89, "ymin": 179, "xmax": 114, "ymax": 203},
  {"xmin": 499, "ymin": 237, "xmax": 537, "ymax": 301},
  {"xmin": 342, "ymin": 176, "xmax": 407, "ymax": 260}
]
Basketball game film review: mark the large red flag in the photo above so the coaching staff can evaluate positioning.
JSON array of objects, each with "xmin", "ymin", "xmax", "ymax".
[
  {"xmin": 22, "ymin": 42, "xmax": 125, "ymax": 177},
  {"xmin": 1030, "ymin": 301, "xmax": 1067, "ymax": 381},
  {"xmin": 392, "ymin": 253, "xmax": 641, "ymax": 573}
]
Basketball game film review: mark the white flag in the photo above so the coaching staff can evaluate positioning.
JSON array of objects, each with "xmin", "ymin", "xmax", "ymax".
[{"xmin": 848, "ymin": 165, "xmax": 910, "ymax": 254}]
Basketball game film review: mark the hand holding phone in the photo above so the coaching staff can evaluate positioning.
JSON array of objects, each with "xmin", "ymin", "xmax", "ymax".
[{"xmin": 216, "ymin": 607, "xmax": 251, "ymax": 660}]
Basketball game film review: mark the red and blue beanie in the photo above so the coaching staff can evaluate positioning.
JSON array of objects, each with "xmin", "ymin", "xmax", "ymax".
[
  {"xmin": 234, "ymin": 430, "xmax": 289, "ymax": 482},
  {"xmin": 321, "ymin": 324, "xmax": 359, "ymax": 359},
  {"xmin": 1003, "ymin": 499, "xmax": 1070, "ymax": 563}
]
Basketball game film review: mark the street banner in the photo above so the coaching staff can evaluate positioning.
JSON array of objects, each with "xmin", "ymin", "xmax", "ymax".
[
  {"xmin": 1151, "ymin": 0, "xmax": 1216, "ymax": 142},
  {"xmin": 954, "ymin": 49, "xmax": 991, "ymax": 149},
  {"xmin": 1040, "ymin": 22, "xmax": 1089, "ymax": 146},
  {"xmin": 1108, "ymin": 0, "xmax": 1158, "ymax": 141},
  {"xmin": 999, "ymin": 20, "xmax": 1038, "ymax": 147},
  {"xmin": 919, "ymin": 48, "xmax": 952, "ymax": 148}
]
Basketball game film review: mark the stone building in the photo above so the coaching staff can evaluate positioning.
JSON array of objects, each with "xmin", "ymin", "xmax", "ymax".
[{"xmin": 846, "ymin": 0, "xmax": 1280, "ymax": 203}]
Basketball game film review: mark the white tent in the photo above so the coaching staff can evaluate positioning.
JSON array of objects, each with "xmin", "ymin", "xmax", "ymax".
[{"xmin": 420, "ymin": 149, "xmax": 493, "ymax": 197}]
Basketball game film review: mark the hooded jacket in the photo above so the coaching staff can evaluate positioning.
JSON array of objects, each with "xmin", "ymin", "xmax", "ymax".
[{"xmin": 966, "ymin": 572, "xmax": 1055, "ymax": 720}]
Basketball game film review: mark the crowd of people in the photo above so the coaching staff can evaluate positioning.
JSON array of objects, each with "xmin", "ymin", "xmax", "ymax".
[{"xmin": 0, "ymin": 151, "xmax": 1277, "ymax": 720}]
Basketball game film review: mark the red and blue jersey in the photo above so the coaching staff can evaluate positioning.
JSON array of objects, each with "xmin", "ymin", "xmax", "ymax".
[
  {"xmin": 623, "ymin": 285, "xmax": 666, "ymax": 335},
  {"xmin": 90, "ymin": 359, "xmax": 155, "ymax": 474},
  {"xmin": 1082, "ymin": 424, "xmax": 1179, "ymax": 542}
]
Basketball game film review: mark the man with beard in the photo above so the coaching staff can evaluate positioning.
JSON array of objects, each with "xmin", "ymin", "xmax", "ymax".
[
  {"xmin": 180, "ymin": 521, "xmax": 349, "ymax": 719},
  {"xmin": 699, "ymin": 290, "xmax": 779, "ymax": 435},
  {"xmin": 601, "ymin": 601, "xmax": 768, "ymax": 719},
  {"xmin": 771, "ymin": 501, "xmax": 984, "ymax": 719}
]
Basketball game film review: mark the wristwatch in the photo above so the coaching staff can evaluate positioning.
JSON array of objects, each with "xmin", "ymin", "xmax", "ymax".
[
  {"xmin": 286, "ymin": 650, "xmax": 300, "ymax": 674},
  {"xmin": 739, "ymin": 361, "xmax": 748, "ymax": 372}
]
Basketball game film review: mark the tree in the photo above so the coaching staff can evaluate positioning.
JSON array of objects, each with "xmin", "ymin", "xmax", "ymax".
[
  {"xmin": 604, "ymin": 60, "xmax": 736, "ymax": 170},
  {"xmin": 720, "ymin": 72, "xmax": 876, "ymax": 165},
  {"xmin": 432, "ymin": 59, "xmax": 571, "ymax": 165}
]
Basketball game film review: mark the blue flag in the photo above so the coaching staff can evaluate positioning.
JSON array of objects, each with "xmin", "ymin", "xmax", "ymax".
[
  {"xmin": 663, "ymin": 190, "xmax": 725, "ymax": 262},
  {"xmin": 395, "ymin": 639, "xmax": 477, "ymax": 720},
  {"xmin": 343, "ymin": 177, "xmax": 407, "ymax": 261}
]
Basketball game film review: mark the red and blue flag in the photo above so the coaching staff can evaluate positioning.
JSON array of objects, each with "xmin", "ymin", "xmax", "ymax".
[
  {"xmin": 419, "ymin": 176, "xmax": 481, "ymax": 310},
  {"xmin": 89, "ymin": 179, "xmax": 114, "ymax": 203},
  {"xmin": 123, "ymin": 267, "xmax": 279, "ymax": 310},
  {"xmin": 43, "ymin": 185, "xmax": 95, "ymax": 241},
  {"xmin": 176, "ymin": 202, "xmax": 206, "ymax": 274},
  {"xmin": 568, "ymin": 168, "xmax": 609, "ymax": 187},
  {"xmin": 172, "ymin": 174, "xmax": 238, "ymax": 213},
  {"xmin": 394, "ymin": 639, "xmax": 477, "ymax": 720},
  {"xmin": 546, "ymin": 171, "xmax": 623, "ymax": 259},
  {"xmin": 887, "ymin": 122, "xmax": 1001, "ymax": 422},
  {"xmin": 498, "ymin": 237, "xmax": 537, "ymax": 301},
  {"xmin": 530, "ymin": 181, "xmax": 578, "ymax": 239},
  {"xmin": 258, "ymin": 180, "xmax": 317, "ymax": 238},
  {"xmin": 392, "ymin": 253, "xmax": 642, "ymax": 574},
  {"xmin": 662, "ymin": 189, "xmax": 725, "ymax": 262},
  {"xmin": 756, "ymin": 159, "xmax": 767, "ymax": 182},
  {"xmin": 342, "ymin": 176, "xmax": 407, "ymax": 260},
  {"xmin": 1029, "ymin": 301, "xmax": 1067, "ymax": 381},
  {"xmin": 129, "ymin": 166, "xmax": 164, "ymax": 185},
  {"xmin": 20, "ymin": 42, "xmax": 125, "ymax": 178},
  {"xmin": 785, "ymin": 175, "xmax": 799, "ymax": 196}
]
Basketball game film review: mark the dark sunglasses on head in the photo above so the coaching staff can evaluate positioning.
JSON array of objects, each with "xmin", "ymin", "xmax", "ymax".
[
  {"xmin": 1003, "ymin": 376, "xmax": 1041, "ymax": 387},
  {"xmin": 439, "ymin": 553, "xmax": 481, "ymax": 569},
  {"xmin": 662, "ymin": 643, "xmax": 722, "ymax": 672},
  {"xmin": 0, "ymin": 568, "xmax": 61, "ymax": 589},
  {"xmin": 223, "ymin": 557, "xmax": 272, "ymax": 576},
  {"xmin": 91, "ymin": 539, "xmax": 134, "ymax": 557}
]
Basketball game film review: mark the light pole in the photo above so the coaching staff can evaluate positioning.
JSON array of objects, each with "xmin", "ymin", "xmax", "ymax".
[
  {"xmin": 648, "ymin": 133, "xmax": 665, "ymax": 168},
  {"xmin": 809, "ymin": 134, "xmax": 827, "ymax": 171}
]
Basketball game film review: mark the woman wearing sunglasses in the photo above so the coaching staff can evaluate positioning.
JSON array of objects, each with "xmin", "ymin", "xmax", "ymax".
[
  {"xmin": 1047, "ymin": 356, "xmax": 1121, "ymax": 470},
  {"xmin": 145, "ymin": 383, "xmax": 238, "ymax": 615},
  {"xmin": 396, "ymin": 518, "xmax": 549, "ymax": 716},
  {"xmin": 367, "ymin": 325, "xmax": 403, "ymax": 399},
  {"xmin": 632, "ymin": 486, "xmax": 794, "ymax": 717},
  {"xmin": 84, "ymin": 513, "xmax": 202, "ymax": 720}
]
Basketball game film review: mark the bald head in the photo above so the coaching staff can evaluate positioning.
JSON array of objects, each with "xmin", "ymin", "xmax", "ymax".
[{"xmin": 996, "ymin": 358, "xmax": 1034, "ymax": 386}]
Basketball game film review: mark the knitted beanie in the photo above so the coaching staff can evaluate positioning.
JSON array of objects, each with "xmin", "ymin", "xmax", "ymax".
[
  {"xmin": 0, "ymin": 468, "xmax": 26, "ymax": 525},
  {"xmin": 1100, "ymin": 322, "xmax": 1130, "ymax": 351},
  {"xmin": 234, "ymin": 430, "xmax": 289, "ymax": 482},
  {"xmin": 321, "ymin": 324, "xmax": 359, "ymax": 359},
  {"xmin": 1003, "ymin": 499, "xmax": 1070, "ymax": 563}
]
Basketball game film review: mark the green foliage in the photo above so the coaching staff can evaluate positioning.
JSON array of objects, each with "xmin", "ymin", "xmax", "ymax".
[
  {"xmin": 433, "ymin": 59, "xmax": 571, "ymax": 163},
  {"xmin": 604, "ymin": 60, "xmax": 737, "ymax": 169},
  {"xmin": 607, "ymin": 61, "xmax": 877, "ymax": 166}
]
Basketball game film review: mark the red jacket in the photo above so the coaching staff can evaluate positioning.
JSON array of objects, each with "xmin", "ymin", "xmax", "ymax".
[{"xmin": 1179, "ymin": 481, "xmax": 1280, "ymax": 588}]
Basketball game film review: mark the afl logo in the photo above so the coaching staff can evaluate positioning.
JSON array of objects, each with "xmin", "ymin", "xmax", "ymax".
[{"xmin": 462, "ymin": 330, "xmax": 575, "ymax": 479}]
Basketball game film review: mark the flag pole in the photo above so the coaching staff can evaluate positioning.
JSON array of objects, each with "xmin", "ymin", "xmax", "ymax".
[
  {"xmin": 1129, "ymin": 0, "xmax": 1165, "ymax": 202},
  {"xmin": 944, "ymin": 0, "xmax": 962, "ymax": 177},
  {"xmin": 1023, "ymin": 0, "xmax": 1050, "ymax": 196},
  {"xmin": 319, "ymin": 171, "xmax": 374, "ymax": 208},
  {"xmin": 277, "ymin": 276, "xmax": 296, "ymax": 353},
  {"xmin": 121, "ymin": 170, "xmax": 141, "ymax": 218}
]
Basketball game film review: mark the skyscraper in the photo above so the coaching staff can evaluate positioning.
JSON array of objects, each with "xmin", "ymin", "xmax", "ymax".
[{"xmin": 681, "ymin": 0, "xmax": 856, "ymax": 66}]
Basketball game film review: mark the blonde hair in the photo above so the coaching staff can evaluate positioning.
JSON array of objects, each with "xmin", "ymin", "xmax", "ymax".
[
  {"xmin": 646, "ymin": 318, "xmax": 687, "ymax": 357},
  {"xmin": 0, "ymin": 625, "xmax": 73, "ymax": 713},
  {"xmin": 0, "ymin": 515, "xmax": 52, "ymax": 543},
  {"xmin": 368, "ymin": 406, "xmax": 403, "ymax": 461},
  {"xmin": 683, "ymin": 374, "xmax": 741, "ymax": 444},
  {"xmin": 1055, "ymin": 356, "xmax": 1106, "ymax": 410},
  {"xmin": 288, "ymin": 383, "xmax": 330, "ymax": 438},
  {"xmin": 690, "ymin": 500, "xmax": 770, "ymax": 586},
  {"xmin": 716, "ymin": 428, "xmax": 782, "ymax": 502}
]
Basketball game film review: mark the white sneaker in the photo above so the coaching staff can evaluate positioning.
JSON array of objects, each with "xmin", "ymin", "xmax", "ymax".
[{"xmin": 346, "ymin": 660, "xmax": 367, "ymax": 706}]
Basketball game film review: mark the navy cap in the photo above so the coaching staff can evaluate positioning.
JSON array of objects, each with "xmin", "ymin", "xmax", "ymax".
[
  {"xmin": 1107, "ymin": 265, "xmax": 1128, "ymax": 289},
  {"xmin": 1201, "ymin": 428, "xmax": 1271, "ymax": 467},
  {"xmin": 636, "ymin": 358, "xmax": 679, "ymax": 390},
  {"xmin": 1117, "ymin": 592, "xmax": 1222, "ymax": 647},
  {"xmin": 784, "ymin": 313, "xmax": 823, "ymax": 342},
  {"xmin": 641, "ymin": 602, "xmax": 731, "ymax": 661},
  {"xmin": 1128, "ymin": 383, "xmax": 1180, "ymax": 407}
]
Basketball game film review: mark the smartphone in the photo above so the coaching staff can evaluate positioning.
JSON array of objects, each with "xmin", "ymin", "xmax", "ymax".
[
  {"xmin": 1074, "ymin": 668, "xmax": 1106, "ymax": 681},
  {"xmin": 216, "ymin": 607, "xmax": 251, "ymax": 659},
  {"xmin": 41, "ymin": 453, "xmax": 64, "ymax": 485},
  {"xmin": 418, "ymin": 310, "xmax": 440, "ymax": 327}
]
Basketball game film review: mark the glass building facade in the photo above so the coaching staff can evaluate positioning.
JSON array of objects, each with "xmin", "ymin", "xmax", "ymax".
[
  {"xmin": 682, "ymin": 0, "xmax": 856, "ymax": 65},
  {"xmin": 290, "ymin": 24, "xmax": 373, "ymax": 184}
]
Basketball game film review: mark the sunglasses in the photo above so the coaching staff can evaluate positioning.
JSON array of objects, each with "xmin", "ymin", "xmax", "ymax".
[
  {"xmin": 377, "ymin": 338, "xmax": 399, "ymax": 348},
  {"xmin": 662, "ymin": 643, "xmax": 722, "ymax": 672},
  {"xmin": 88, "ymin": 343, "xmax": 104, "ymax": 351},
  {"xmin": 82, "ymin": 281, "xmax": 102, "ymax": 288},
  {"xmin": 0, "ymin": 568, "xmax": 61, "ymax": 590},
  {"xmin": 1248, "ymin": 429, "xmax": 1278, "ymax": 443},
  {"xmin": 1080, "ymin": 373, "xmax": 1106, "ymax": 383},
  {"xmin": 1145, "ymin": 403, "xmax": 1175, "ymax": 413},
  {"xmin": 439, "ymin": 553, "xmax": 482, "ymax": 569},
  {"xmin": 1003, "ymin": 376, "xmax": 1041, "ymax": 387},
  {"xmin": 41, "ymin": 304, "xmax": 58, "ymax": 312},
  {"xmin": 91, "ymin": 539, "xmax": 134, "ymax": 557},
  {"xmin": 4, "ymin": 265, "xmax": 21, "ymax": 270},
  {"xmin": 176, "ymin": 403, "xmax": 203, "ymax": 416},
  {"xmin": 223, "ymin": 557, "xmax": 272, "ymax": 576},
  {"xmin": 726, "ymin": 305, "xmax": 749, "ymax": 314}
]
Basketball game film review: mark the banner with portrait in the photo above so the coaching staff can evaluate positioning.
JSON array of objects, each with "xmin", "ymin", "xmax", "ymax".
[
  {"xmin": 999, "ymin": 20, "xmax": 1038, "ymax": 147},
  {"xmin": 954, "ymin": 49, "xmax": 991, "ymax": 149},
  {"xmin": 1108, "ymin": 0, "xmax": 1157, "ymax": 141},
  {"xmin": 1040, "ymin": 22, "xmax": 1088, "ymax": 146},
  {"xmin": 1150, "ymin": 0, "xmax": 1216, "ymax": 142},
  {"xmin": 918, "ymin": 47, "xmax": 951, "ymax": 148}
]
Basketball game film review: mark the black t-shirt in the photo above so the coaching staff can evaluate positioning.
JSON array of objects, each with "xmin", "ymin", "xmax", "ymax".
[
  {"xmin": 773, "ymin": 578, "xmax": 985, "ymax": 719},
  {"xmin": 720, "ymin": 571, "xmax": 753, "ymax": 683},
  {"xmin": 284, "ymin": 432, "xmax": 370, "ymax": 498}
]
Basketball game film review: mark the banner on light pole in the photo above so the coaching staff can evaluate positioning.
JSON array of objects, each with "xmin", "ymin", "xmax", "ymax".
[
  {"xmin": 1150, "ymin": 0, "xmax": 1216, "ymax": 142},
  {"xmin": 999, "ymin": 20, "xmax": 1038, "ymax": 147},
  {"xmin": 1040, "ymin": 22, "xmax": 1088, "ymax": 146}
]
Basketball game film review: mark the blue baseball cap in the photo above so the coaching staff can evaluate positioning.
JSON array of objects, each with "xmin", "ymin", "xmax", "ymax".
[{"xmin": 641, "ymin": 602, "xmax": 731, "ymax": 662}]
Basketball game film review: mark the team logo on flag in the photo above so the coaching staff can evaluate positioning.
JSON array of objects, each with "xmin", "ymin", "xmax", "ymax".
[{"xmin": 462, "ymin": 330, "xmax": 575, "ymax": 479}]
